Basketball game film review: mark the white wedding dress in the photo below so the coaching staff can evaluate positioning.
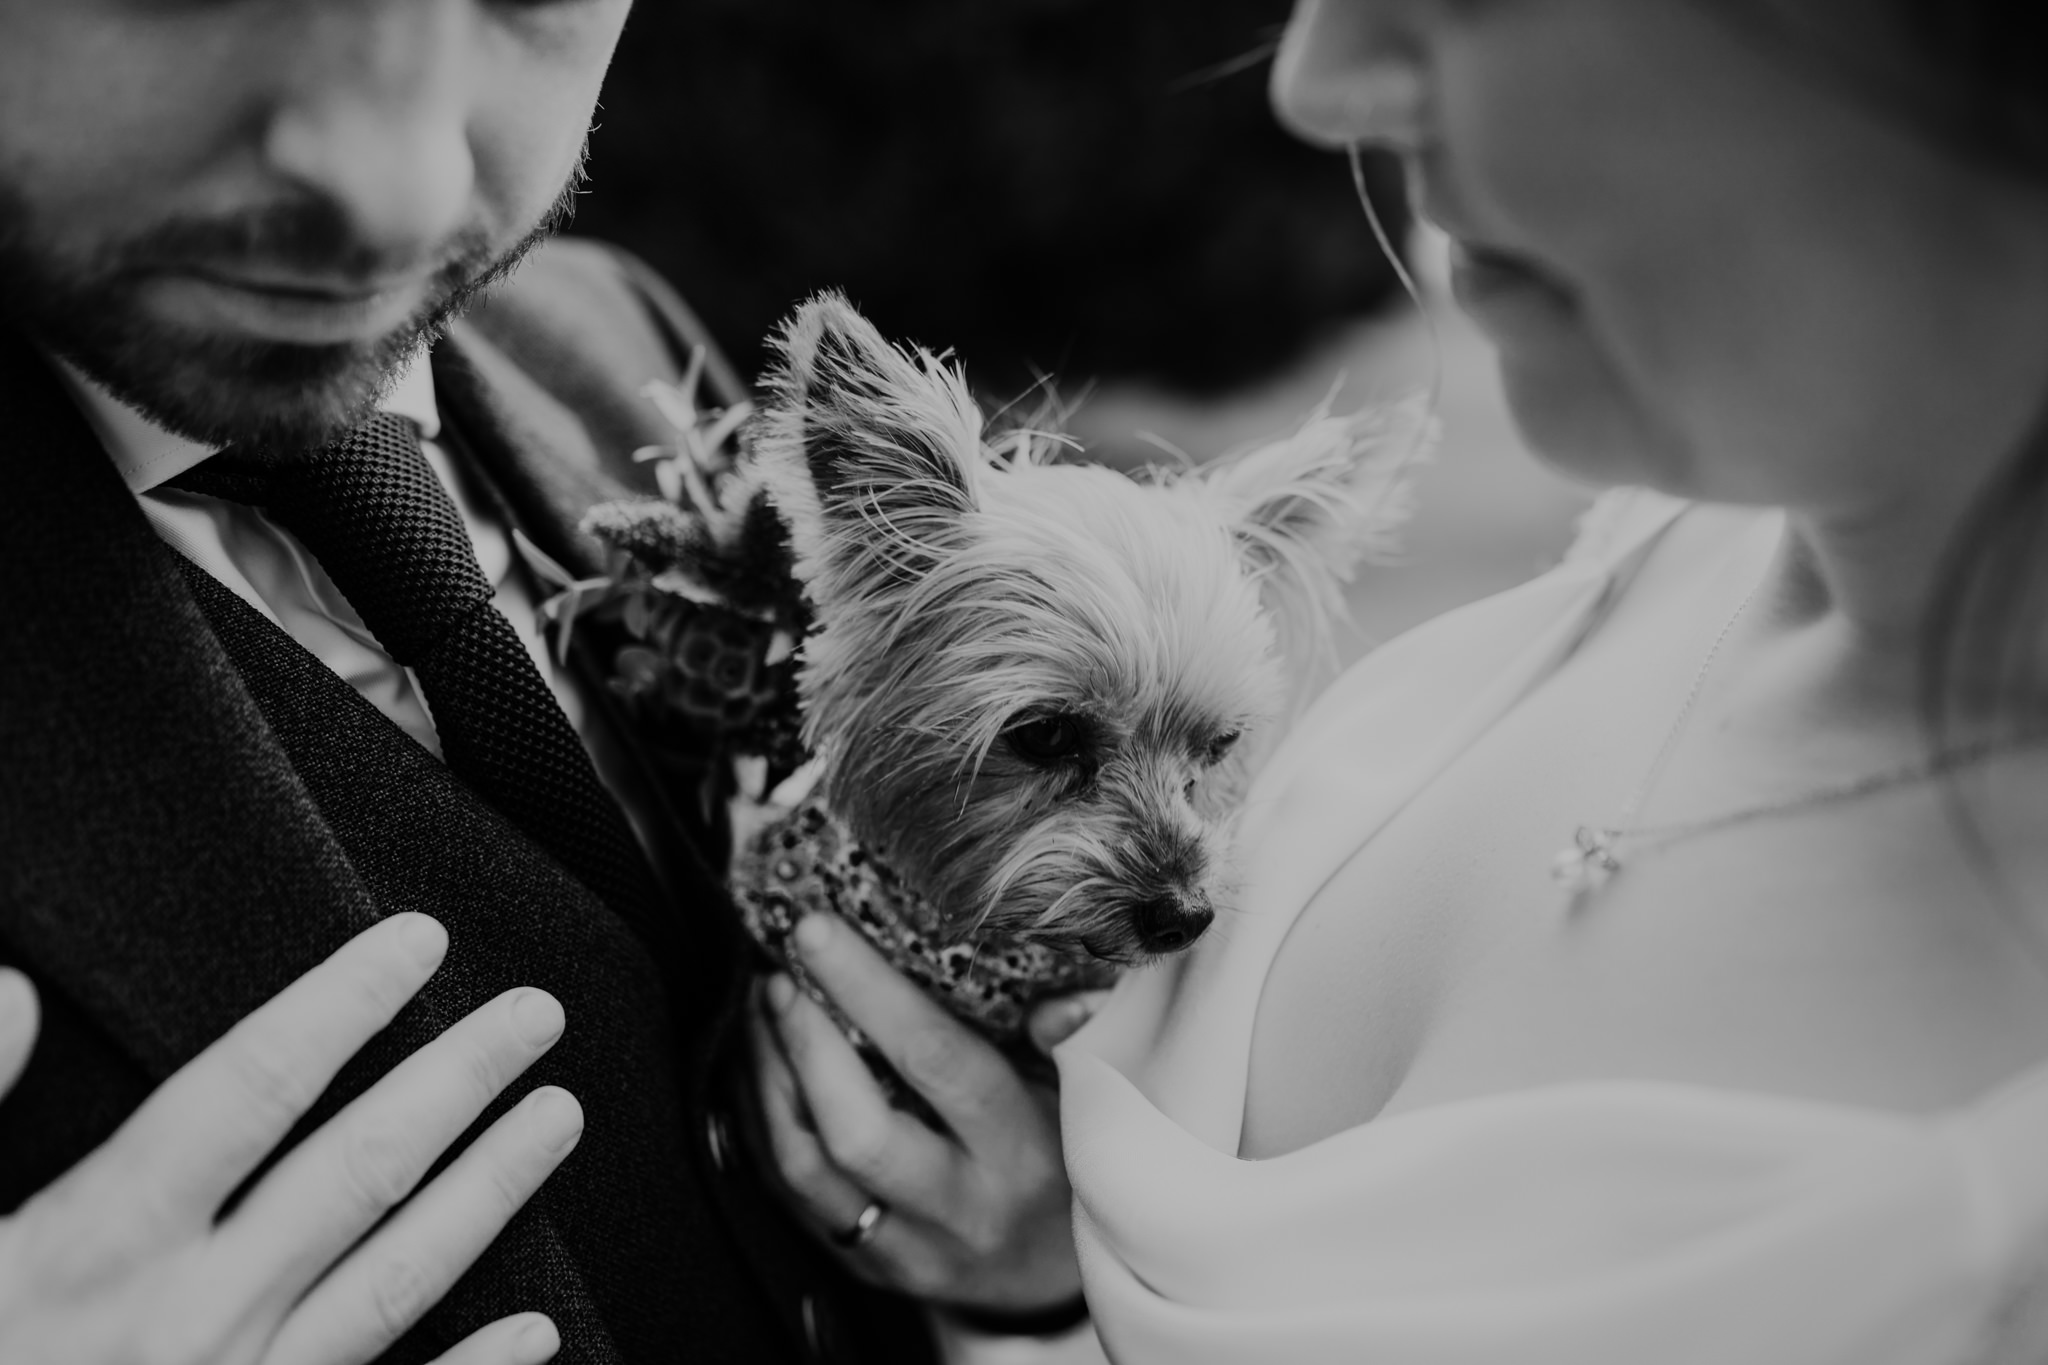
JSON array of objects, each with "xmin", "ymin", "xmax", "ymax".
[{"xmin": 1057, "ymin": 491, "xmax": 2048, "ymax": 1365}]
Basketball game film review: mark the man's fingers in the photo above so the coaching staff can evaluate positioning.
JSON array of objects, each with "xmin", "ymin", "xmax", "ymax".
[
  {"xmin": 763, "ymin": 971, "xmax": 961, "ymax": 1220},
  {"xmin": 422, "ymin": 1314, "xmax": 561, "ymax": 1365},
  {"xmin": 789, "ymin": 915, "xmax": 1028, "ymax": 1146},
  {"xmin": 217, "ymin": 985, "xmax": 567, "ymax": 1310},
  {"xmin": 261, "ymin": 1087, "xmax": 582, "ymax": 1365},
  {"xmin": 0, "ymin": 967, "xmax": 41, "ymax": 1100},
  {"xmin": 46, "ymin": 914, "xmax": 448, "ymax": 1234}
]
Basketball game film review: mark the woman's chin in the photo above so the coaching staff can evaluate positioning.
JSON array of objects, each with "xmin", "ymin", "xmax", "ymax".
[
  {"xmin": 1449, "ymin": 243, "xmax": 1581, "ymax": 344},
  {"xmin": 1493, "ymin": 349, "xmax": 1691, "ymax": 495}
]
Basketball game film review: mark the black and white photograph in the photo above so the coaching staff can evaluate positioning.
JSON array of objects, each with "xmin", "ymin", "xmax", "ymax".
[{"xmin": 3, "ymin": 1, "xmax": 2047, "ymax": 1362}]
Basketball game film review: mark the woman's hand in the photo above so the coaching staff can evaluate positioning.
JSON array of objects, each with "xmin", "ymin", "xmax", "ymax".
[
  {"xmin": 748, "ymin": 913, "xmax": 1096, "ymax": 1313},
  {"xmin": 0, "ymin": 914, "xmax": 579, "ymax": 1365}
]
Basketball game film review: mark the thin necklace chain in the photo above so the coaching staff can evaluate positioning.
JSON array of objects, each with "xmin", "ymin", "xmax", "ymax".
[
  {"xmin": 1549, "ymin": 574, "xmax": 2037, "ymax": 903},
  {"xmin": 1608, "ymin": 578, "xmax": 1763, "ymax": 834},
  {"xmin": 1550, "ymin": 574, "xmax": 1759, "ymax": 901}
]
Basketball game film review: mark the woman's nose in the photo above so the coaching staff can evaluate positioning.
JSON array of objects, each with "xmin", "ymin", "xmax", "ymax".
[
  {"xmin": 261, "ymin": 4, "xmax": 477, "ymax": 268},
  {"xmin": 1270, "ymin": 0, "xmax": 1427, "ymax": 151}
]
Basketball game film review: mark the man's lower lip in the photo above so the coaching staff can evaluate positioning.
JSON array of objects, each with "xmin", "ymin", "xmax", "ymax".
[{"xmin": 140, "ymin": 271, "xmax": 426, "ymax": 345}]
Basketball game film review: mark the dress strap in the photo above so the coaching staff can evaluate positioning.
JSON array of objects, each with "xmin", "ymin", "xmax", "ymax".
[{"xmin": 1561, "ymin": 486, "xmax": 1693, "ymax": 569}]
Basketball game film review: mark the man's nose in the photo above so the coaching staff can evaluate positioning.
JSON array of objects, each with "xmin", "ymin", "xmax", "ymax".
[
  {"xmin": 261, "ymin": 4, "xmax": 477, "ymax": 266},
  {"xmin": 1270, "ymin": 0, "xmax": 1427, "ymax": 152}
]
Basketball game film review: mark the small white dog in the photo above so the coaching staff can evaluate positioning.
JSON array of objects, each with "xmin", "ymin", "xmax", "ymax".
[{"xmin": 719, "ymin": 293, "xmax": 1426, "ymax": 1046}]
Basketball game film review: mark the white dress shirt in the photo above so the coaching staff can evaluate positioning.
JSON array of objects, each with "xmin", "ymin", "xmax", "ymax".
[{"xmin": 62, "ymin": 351, "xmax": 569, "ymax": 757}]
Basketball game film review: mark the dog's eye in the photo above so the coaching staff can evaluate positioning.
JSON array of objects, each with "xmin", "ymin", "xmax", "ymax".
[
  {"xmin": 1005, "ymin": 715, "xmax": 1087, "ymax": 767},
  {"xmin": 1202, "ymin": 731, "xmax": 1242, "ymax": 766}
]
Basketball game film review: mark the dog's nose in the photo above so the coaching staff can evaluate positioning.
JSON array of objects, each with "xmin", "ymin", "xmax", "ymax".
[{"xmin": 1132, "ymin": 898, "xmax": 1215, "ymax": 954}]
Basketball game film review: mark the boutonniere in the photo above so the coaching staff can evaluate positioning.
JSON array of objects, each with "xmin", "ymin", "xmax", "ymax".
[{"xmin": 527, "ymin": 348, "xmax": 812, "ymax": 808}]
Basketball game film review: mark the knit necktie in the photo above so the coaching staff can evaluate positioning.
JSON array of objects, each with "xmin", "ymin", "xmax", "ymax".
[{"xmin": 173, "ymin": 412, "xmax": 663, "ymax": 934}]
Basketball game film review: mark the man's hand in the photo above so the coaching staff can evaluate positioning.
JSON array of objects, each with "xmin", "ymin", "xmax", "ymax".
[
  {"xmin": 0, "ymin": 914, "xmax": 579, "ymax": 1365},
  {"xmin": 748, "ymin": 913, "xmax": 1097, "ymax": 1314}
]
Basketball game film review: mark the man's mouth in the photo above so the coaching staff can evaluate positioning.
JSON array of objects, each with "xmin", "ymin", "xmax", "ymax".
[{"xmin": 139, "ymin": 264, "xmax": 435, "ymax": 347}]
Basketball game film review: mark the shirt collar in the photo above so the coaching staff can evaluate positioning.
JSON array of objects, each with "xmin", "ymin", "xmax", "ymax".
[{"xmin": 55, "ymin": 347, "xmax": 443, "ymax": 496}]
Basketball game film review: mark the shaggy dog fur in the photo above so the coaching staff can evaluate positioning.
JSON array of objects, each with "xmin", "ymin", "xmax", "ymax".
[{"xmin": 736, "ymin": 293, "xmax": 1424, "ymax": 976}]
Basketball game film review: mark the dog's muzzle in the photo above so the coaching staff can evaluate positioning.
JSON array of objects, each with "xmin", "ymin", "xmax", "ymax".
[{"xmin": 1131, "ymin": 894, "xmax": 1216, "ymax": 954}]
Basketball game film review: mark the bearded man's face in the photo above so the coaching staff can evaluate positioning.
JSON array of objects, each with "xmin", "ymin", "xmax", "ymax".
[{"xmin": 0, "ymin": 0, "xmax": 635, "ymax": 452}]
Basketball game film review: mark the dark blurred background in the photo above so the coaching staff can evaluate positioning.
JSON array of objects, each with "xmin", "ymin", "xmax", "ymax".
[
  {"xmin": 575, "ymin": 0, "xmax": 1407, "ymax": 396},
  {"xmin": 573, "ymin": 0, "xmax": 1592, "ymax": 652}
]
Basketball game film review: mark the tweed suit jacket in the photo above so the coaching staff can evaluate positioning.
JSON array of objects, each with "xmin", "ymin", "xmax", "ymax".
[{"xmin": 0, "ymin": 239, "xmax": 938, "ymax": 1365}]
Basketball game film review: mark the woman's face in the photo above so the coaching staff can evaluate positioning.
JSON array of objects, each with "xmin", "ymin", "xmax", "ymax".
[{"xmin": 1273, "ymin": 0, "xmax": 2048, "ymax": 521}]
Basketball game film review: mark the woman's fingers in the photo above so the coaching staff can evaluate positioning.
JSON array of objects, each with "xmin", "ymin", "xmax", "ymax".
[
  {"xmin": 1026, "ymin": 991, "xmax": 1112, "ymax": 1057},
  {"xmin": 422, "ymin": 1314, "xmax": 561, "ymax": 1365},
  {"xmin": 787, "ymin": 915, "xmax": 1031, "ymax": 1152},
  {"xmin": 260, "ymin": 1087, "xmax": 583, "ymax": 1365},
  {"xmin": 0, "ymin": 968, "xmax": 41, "ymax": 1100},
  {"xmin": 750, "ymin": 988, "xmax": 876, "ymax": 1222},
  {"xmin": 754, "ymin": 931, "xmax": 1085, "ymax": 1309},
  {"xmin": 217, "ymin": 986, "xmax": 568, "ymax": 1310},
  {"xmin": 750, "ymin": 998, "xmax": 949, "ymax": 1289},
  {"xmin": 36, "ymin": 914, "xmax": 448, "ymax": 1237},
  {"xmin": 761, "ymin": 970, "xmax": 961, "ymax": 1223}
]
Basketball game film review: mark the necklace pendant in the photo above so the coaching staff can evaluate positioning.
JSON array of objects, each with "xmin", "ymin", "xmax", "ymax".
[{"xmin": 1551, "ymin": 825, "xmax": 1623, "ymax": 898}]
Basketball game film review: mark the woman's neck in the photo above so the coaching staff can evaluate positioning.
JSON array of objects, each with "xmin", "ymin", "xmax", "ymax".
[
  {"xmin": 1764, "ymin": 472, "xmax": 2016, "ymax": 732},
  {"xmin": 1775, "ymin": 504, "xmax": 1953, "ymax": 647}
]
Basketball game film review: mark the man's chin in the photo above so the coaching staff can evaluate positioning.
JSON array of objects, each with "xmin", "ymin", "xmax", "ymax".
[{"xmin": 50, "ymin": 308, "xmax": 437, "ymax": 454}]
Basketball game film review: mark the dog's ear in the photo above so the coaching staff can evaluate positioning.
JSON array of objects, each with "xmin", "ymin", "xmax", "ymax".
[
  {"xmin": 748, "ymin": 292, "xmax": 984, "ymax": 594},
  {"xmin": 1198, "ymin": 394, "xmax": 1433, "ymax": 669}
]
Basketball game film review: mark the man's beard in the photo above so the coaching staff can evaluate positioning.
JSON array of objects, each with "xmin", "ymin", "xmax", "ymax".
[{"xmin": 0, "ymin": 164, "xmax": 582, "ymax": 454}]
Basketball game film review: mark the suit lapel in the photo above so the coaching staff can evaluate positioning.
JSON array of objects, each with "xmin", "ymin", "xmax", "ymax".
[
  {"xmin": 0, "ymin": 329, "xmax": 385, "ymax": 1082},
  {"xmin": 433, "ymin": 325, "xmax": 629, "ymax": 581},
  {"xmin": 433, "ymin": 324, "xmax": 741, "ymax": 988}
]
